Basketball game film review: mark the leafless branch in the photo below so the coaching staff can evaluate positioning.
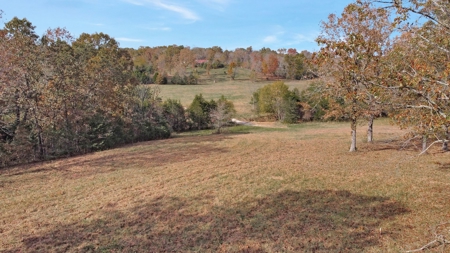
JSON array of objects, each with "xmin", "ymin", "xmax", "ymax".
[
  {"xmin": 420, "ymin": 77, "xmax": 450, "ymax": 87},
  {"xmin": 416, "ymin": 33, "xmax": 450, "ymax": 54},
  {"xmin": 405, "ymin": 239, "xmax": 442, "ymax": 252},
  {"xmin": 374, "ymin": 0, "xmax": 450, "ymax": 30},
  {"xmin": 418, "ymin": 139, "xmax": 444, "ymax": 156},
  {"xmin": 405, "ymin": 223, "xmax": 450, "ymax": 252},
  {"xmin": 400, "ymin": 135, "xmax": 421, "ymax": 150}
]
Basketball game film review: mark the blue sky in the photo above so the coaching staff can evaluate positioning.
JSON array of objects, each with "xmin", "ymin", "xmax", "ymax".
[{"xmin": 1, "ymin": 0, "xmax": 354, "ymax": 52}]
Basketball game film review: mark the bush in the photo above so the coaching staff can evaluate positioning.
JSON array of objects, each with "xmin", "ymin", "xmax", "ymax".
[
  {"xmin": 133, "ymin": 65, "xmax": 153, "ymax": 84},
  {"xmin": 210, "ymin": 96, "xmax": 236, "ymax": 133},
  {"xmin": 129, "ymin": 86, "xmax": 171, "ymax": 141},
  {"xmin": 187, "ymin": 94, "xmax": 217, "ymax": 130},
  {"xmin": 170, "ymin": 72, "xmax": 198, "ymax": 85},
  {"xmin": 282, "ymin": 89, "xmax": 303, "ymax": 124},
  {"xmin": 154, "ymin": 72, "xmax": 168, "ymax": 84},
  {"xmin": 251, "ymin": 81, "xmax": 303, "ymax": 123},
  {"xmin": 185, "ymin": 73, "xmax": 198, "ymax": 85},
  {"xmin": 163, "ymin": 99, "xmax": 187, "ymax": 132},
  {"xmin": 211, "ymin": 60, "xmax": 224, "ymax": 69},
  {"xmin": 171, "ymin": 72, "xmax": 185, "ymax": 85},
  {"xmin": 85, "ymin": 114, "xmax": 130, "ymax": 151}
]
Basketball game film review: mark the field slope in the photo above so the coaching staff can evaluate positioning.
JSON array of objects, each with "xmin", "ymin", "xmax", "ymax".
[
  {"xmin": 154, "ymin": 68, "xmax": 312, "ymax": 118},
  {"xmin": 1, "ymin": 121, "xmax": 450, "ymax": 252}
]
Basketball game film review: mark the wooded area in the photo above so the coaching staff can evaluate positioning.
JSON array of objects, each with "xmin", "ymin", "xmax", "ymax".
[
  {"xmin": 1, "ymin": 0, "xmax": 449, "ymax": 166},
  {"xmin": 128, "ymin": 45, "xmax": 312, "ymax": 85},
  {"xmin": 0, "ymin": 13, "xmax": 310, "ymax": 167}
]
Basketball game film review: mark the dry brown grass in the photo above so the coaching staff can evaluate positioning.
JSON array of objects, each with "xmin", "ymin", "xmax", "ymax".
[{"xmin": 1, "ymin": 120, "xmax": 450, "ymax": 252}]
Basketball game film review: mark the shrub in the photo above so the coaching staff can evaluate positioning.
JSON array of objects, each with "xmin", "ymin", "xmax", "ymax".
[
  {"xmin": 210, "ymin": 96, "xmax": 236, "ymax": 133},
  {"xmin": 163, "ymin": 99, "xmax": 187, "ymax": 132},
  {"xmin": 170, "ymin": 72, "xmax": 198, "ymax": 85},
  {"xmin": 133, "ymin": 65, "xmax": 153, "ymax": 84},
  {"xmin": 251, "ymin": 81, "xmax": 303, "ymax": 123},
  {"xmin": 130, "ymin": 86, "xmax": 171, "ymax": 141},
  {"xmin": 211, "ymin": 60, "xmax": 224, "ymax": 69},
  {"xmin": 154, "ymin": 72, "xmax": 168, "ymax": 84},
  {"xmin": 171, "ymin": 72, "xmax": 185, "ymax": 85},
  {"xmin": 187, "ymin": 94, "xmax": 217, "ymax": 130},
  {"xmin": 185, "ymin": 73, "xmax": 198, "ymax": 85}
]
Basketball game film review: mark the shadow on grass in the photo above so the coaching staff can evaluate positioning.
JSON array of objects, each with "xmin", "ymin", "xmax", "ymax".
[
  {"xmin": 4, "ymin": 134, "xmax": 232, "ymax": 178},
  {"xmin": 171, "ymin": 129, "xmax": 251, "ymax": 138},
  {"xmin": 11, "ymin": 190, "xmax": 409, "ymax": 252},
  {"xmin": 435, "ymin": 162, "xmax": 450, "ymax": 172},
  {"xmin": 358, "ymin": 138, "xmax": 421, "ymax": 152}
]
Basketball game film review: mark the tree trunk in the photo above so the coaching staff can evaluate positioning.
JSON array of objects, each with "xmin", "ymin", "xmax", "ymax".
[
  {"xmin": 12, "ymin": 89, "xmax": 21, "ymax": 136},
  {"xmin": 422, "ymin": 135, "xmax": 427, "ymax": 153},
  {"xmin": 367, "ymin": 115, "xmax": 374, "ymax": 143},
  {"xmin": 349, "ymin": 117, "xmax": 357, "ymax": 152},
  {"xmin": 442, "ymin": 126, "xmax": 449, "ymax": 151},
  {"xmin": 34, "ymin": 116, "xmax": 45, "ymax": 159}
]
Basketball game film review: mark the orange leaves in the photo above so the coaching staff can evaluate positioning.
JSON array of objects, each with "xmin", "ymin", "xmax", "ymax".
[
  {"xmin": 315, "ymin": 1, "xmax": 395, "ymax": 150},
  {"xmin": 44, "ymin": 27, "xmax": 73, "ymax": 44},
  {"xmin": 260, "ymin": 53, "xmax": 279, "ymax": 78},
  {"xmin": 227, "ymin": 62, "xmax": 237, "ymax": 79}
]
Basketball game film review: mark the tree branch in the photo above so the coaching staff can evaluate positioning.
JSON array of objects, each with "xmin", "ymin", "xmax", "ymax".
[
  {"xmin": 374, "ymin": 0, "xmax": 450, "ymax": 30},
  {"xmin": 416, "ymin": 33, "xmax": 450, "ymax": 54},
  {"xmin": 418, "ymin": 139, "xmax": 444, "ymax": 156},
  {"xmin": 405, "ymin": 222, "xmax": 450, "ymax": 252}
]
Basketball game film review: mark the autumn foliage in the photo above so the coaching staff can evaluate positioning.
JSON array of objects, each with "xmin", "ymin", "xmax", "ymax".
[
  {"xmin": 309, "ymin": 0, "xmax": 450, "ymax": 152},
  {"xmin": 0, "ymin": 18, "xmax": 188, "ymax": 166}
]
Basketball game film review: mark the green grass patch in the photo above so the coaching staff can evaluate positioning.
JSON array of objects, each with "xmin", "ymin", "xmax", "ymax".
[{"xmin": 155, "ymin": 70, "xmax": 312, "ymax": 118}]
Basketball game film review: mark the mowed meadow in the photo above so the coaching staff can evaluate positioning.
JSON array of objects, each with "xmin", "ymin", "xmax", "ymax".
[
  {"xmin": 1, "ymin": 75, "xmax": 450, "ymax": 252},
  {"xmin": 154, "ymin": 68, "xmax": 312, "ymax": 118}
]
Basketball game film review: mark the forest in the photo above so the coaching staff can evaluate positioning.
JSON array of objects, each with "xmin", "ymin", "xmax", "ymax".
[{"xmin": 1, "ymin": 0, "xmax": 449, "ymax": 164}]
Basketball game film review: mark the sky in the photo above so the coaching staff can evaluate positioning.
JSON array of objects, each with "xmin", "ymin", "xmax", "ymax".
[{"xmin": 0, "ymin": 0, "xmax": 355, "ymax": 52}]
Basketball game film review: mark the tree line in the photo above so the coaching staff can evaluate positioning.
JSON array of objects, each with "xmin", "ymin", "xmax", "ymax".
[
  {"xmin": 0, "ymin": 16, "xmax": 237, "ymax": 167},
  {"xmin": 127, "ymin": 45, "xmax": 313, "ymax": 84}
]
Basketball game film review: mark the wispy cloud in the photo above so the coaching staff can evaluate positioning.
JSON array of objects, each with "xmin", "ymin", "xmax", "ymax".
[
  {"xmin": 122, "ymin": 0, "xmax": 200, "ymax": 21},
  {"xmin": 263, "ymin": 35, "xmax": 278, "ymax": 43},
  {"xmin": 263, "ymin": 26, "xmax": 285, "ymax": 44},
  {"xmin": 287, "ymin": 32, "xmax": 319, "ymax": 45},
  {"xmin": 116, "ymin": 37, "xmax": 144, "ymax": 42},
  {"xmin": 153, "ymin": 0, "xmax": 200, "ymax": 20}
]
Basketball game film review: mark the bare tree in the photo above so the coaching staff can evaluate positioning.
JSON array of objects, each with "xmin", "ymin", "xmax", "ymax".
[{"xmin": 210, "ymin": 96, "xmax": 236, "ymax": 134}]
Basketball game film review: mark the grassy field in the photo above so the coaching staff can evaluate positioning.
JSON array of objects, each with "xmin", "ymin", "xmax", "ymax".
[
  {"xmin": 1, "ymin": 120, "xmax": 450, "ymax": 252},
  {"xmin": 153, "ymin": 68, "xmax": 313, "ymax": 118}
]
